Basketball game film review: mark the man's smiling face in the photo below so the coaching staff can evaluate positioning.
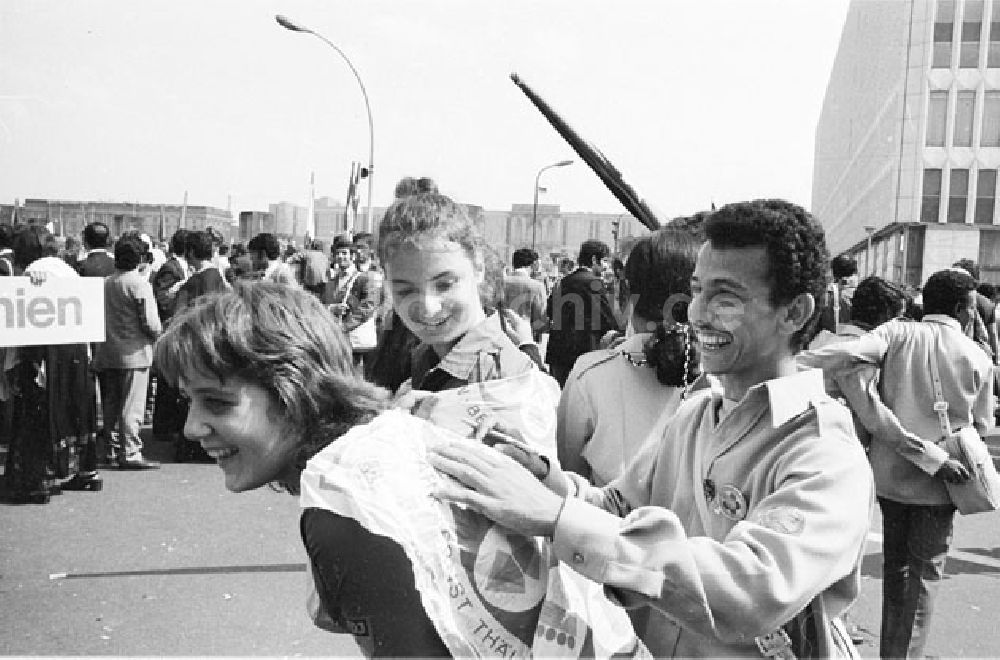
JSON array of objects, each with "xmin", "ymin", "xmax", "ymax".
[{"xmin": 689, "ymin": 243, "xmax": 791, "ymax": 397}]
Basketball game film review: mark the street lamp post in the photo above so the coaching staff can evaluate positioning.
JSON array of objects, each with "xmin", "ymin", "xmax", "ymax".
[
  {"xmin": 276, "ymin": 15, "xmax": 375, "ymax": 234},
  {"xmin": 864, "ymin": 225, "xmax": 876, "ymax": 275},
  {"xmin": 531, "ymin": 159, "xmax": 573, "ymax": 252}
]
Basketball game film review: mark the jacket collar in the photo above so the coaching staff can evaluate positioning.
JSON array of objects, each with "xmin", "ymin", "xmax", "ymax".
[
  {"xmin": 922, "ymin": 314, "xmax": 961, "ymax": 331},
  {"xmin": 718, "ymin": 368, "xmax": 827, "ymax": 428},
  {"xmin": 412, "ymin": 312, "xmax": 508, "ymax": 383}
]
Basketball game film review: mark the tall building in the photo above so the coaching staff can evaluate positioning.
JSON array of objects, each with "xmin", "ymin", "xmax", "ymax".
[{"xmin": 813, "ymin": 0, "xmax": 1000, "ymax": 285}]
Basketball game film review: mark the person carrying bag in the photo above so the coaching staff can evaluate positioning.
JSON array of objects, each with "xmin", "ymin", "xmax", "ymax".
[
  {"xmin": 929, "ymin": 340, "xmax": 1000, "ymax": 514},
  {"xmin": 322, "ymin": 251, "xmax": 379, "ymax": 370}
]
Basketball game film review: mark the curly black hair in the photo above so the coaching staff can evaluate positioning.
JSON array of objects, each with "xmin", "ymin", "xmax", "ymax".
[
  {"xmin": 851, "ymin": 276, "xmax": 907, "ymax": 328},
  {"xmin": 704, "ymin": 199, "xmax": 830, "ymax": 351},
  {"xmin": 952, "ymin": 258, "xmax": 980, "ymax": 282},
  {"xmin": 831, "ymin": 254, "xmax": 858, "ymax": 281},
  {"xmin": 923, "ymin": 269, "xmax": 977, "ymax": 318}
]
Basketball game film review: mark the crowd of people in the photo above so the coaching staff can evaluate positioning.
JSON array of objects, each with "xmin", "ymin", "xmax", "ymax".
[
  {"xmin": 0, "ymin": 219, "xmax": 384, "ymax": 498},
  {"xmin": 2, "ymin": 183, "xmax": 996, "ymax": 658}
]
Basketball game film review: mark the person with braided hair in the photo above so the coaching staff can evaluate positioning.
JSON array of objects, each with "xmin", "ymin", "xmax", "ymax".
[{"xmin": 556, "ymin": 224, "xmax": 703, "ymax": 487}]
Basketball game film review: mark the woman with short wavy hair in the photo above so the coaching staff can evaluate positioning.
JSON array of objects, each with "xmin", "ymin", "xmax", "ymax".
[{"xmin": 155, "ymin": 281, "xmax": 388, "ymax": 493}]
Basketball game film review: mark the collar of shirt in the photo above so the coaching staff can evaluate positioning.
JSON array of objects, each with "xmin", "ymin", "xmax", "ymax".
[
  {"xmin": 715, "ymin": 368, "xmax": 827, "ymax": 428},
  {"xmin": 411, "ymin": 312, "xmax": 508, "ymax": 385},
  {"xmin": 332, "ymin": 264, "xmax": 358, "ymax": 280},
  {"xmin": 85, "ymin": 248, "xmax": 112, "ymax": 258},
  {"xmin": 921, "ymin": 314, "xmax": 961, "ymax": 331},
  {"xmin": 264, "ymin": 260, "xmax": 283, "ymax": 277}
]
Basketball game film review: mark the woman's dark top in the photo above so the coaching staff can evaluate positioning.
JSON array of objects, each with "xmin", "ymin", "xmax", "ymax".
[{"xmin": 302, "ymin": 313, "xmax": 536, "ymax": 656}]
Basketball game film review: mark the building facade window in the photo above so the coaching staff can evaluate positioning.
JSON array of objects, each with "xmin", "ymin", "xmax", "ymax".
[
  {"xmin": 922, "ymin": 168, "xmax": 943, "ymax": 222},
  {"xmin": 927, "ymin": 90, "xmax": 949, "ymax": 146},
  {"xmin": 984, "ymin": 91, "xmax": 1000, "ymax": 145},
  {"xmin": 961, "ymin": 0, "xmax": 984, "ymax": 67},
  {"xmin": 976, "ymin": 169, "xmax": 997, "ymax": 223},
  {"xmin": 948, "ymin": 168, "xmax": 970, "ymax": 223},
  {"xmin": 990, "ymin": 0, "xmax": 1000, "ymax": 66},
  {"xmin": 955, "ymin": 90, "xmax": 976, "ymax": 146},
  {"xmin": 934, "ymin": 0, "xmax": 956, "ymax": 67}
]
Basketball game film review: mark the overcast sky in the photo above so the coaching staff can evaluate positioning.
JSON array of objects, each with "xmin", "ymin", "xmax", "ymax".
[{"xmin": 0, "ymin": 0, "xmax": 850, "ymax": 219}]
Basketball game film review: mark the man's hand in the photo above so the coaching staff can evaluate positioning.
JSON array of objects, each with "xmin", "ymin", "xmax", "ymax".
[
  {"xmin": 936, "ymin": 458, "xmax": 971, "ymax": 484},
  {"xmin": 470, "ymin": 415, "xmax": 572, "ymax": 496},
  {"xmin": 427, "ymin": 438, "xmax": 565, "ymax": 538}
]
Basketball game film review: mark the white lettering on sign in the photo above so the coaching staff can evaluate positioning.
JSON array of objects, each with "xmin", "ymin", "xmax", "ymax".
[{"xmin": 0, "ymin": 278, "xmax": 105, "ymax": 347}]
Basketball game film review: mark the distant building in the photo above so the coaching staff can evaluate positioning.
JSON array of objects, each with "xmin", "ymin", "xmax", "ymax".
[
  {"xmin": 495, "ymin": 204, "xmax": 648, "ymax": 268},
  {"xmin": 238, "ymin": 211, "xmax": 276, "ymax": 241},
  {"xmin": 814, "ymin": 0, "xmax": 1000, "ymax": 285},
  {"xmin": 2, "ymin": 195, "xmax": 650, "ymax": 264},
  {"xmin": 11, "ymin": 199, "xmax": 234, "ymax": 242}
]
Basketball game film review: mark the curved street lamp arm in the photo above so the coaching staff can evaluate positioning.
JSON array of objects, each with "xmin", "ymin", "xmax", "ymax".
[{"xmin": 276, "ymin": 15, "xmax": 375, "ymax": 233}]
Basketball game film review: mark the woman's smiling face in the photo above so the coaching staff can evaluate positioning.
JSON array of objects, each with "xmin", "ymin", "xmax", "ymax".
[
  {"xmin": 386, "ymin": 240, "xmax": 486, "ymax": 356},
  {"xmin": 181, "ymin": 371, "xmax": 298, "ymax": 493}
]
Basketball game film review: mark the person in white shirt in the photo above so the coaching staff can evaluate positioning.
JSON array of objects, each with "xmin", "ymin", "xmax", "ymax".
[{"xmin": 248, "ymin": 232, "xmax": 297, "ymax": 286}]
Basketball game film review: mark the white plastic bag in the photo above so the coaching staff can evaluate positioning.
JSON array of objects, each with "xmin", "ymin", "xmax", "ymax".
[
  {"xmin": 300, "ymin": 375, "xmax": 647, "ymax": 658},
  {"xmin": 394, "ymin": 369, "xmax": 561, "ymax": 455}
]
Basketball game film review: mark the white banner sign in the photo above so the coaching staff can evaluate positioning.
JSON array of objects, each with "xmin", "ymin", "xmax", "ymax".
[{"xmin": 0, "ymin": 277, "xmax": 105, "ymax": 347}]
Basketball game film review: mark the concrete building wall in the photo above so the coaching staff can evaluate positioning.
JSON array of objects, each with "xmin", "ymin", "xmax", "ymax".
[
  {"xmin": 812, "ymin": 0, "xmax": 917, "ymax": 255},
  {"xmin": 814, "ymin": 0, "xmax": 1000, "ymax": 284},
  {"xmin": 923, "ymin": 223, "xmax": 982, "ymax": 274},
  {"xmin": 18, "ymin": 199, "xmax": 233, "ymax": 242}
]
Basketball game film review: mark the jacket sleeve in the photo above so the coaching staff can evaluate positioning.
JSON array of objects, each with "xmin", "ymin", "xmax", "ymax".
[
  {"xmin": 598, "ymin": 289, "xmax": 622, "ymax": 333},
  {"xmin": 531, "ymin": 286, "xmax": 549, "ymax": 338},
  {"xmin": 135, "ymin": 280, "xmax": 162, "ymax": 340},
  {"xmin": 341, "ymin": 273, "xmax": 379, "ymax": 332},
  {"xmin": 834, "ymin": 362, "xmax": 948, "ymax": 474},
  {"xmin": 972, "ymin": 362, "xmax": 995, "ymax": 437},
  {"xmin": 552, "ymin": 425, "xmax": 872, "ymax": 643},
  {"xmin": 797, "ymin": 329, "xmax": 891, "ymax": 372},
  {"xmin": 556, "ymin": 368, "xmax": 597, "ymax": 479}
]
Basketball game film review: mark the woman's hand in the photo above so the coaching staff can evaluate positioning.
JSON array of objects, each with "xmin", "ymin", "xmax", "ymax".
[
  {"xmin": 599, "ymin": 330, "xmax": 626, "ymax": 350},
  {"xmin": 500, "ymin": 308, "xmax": 534, "ymax": 346},
  {"xmin": 27, "ymin": 270, "xmax": 48, "ymax": 286}
]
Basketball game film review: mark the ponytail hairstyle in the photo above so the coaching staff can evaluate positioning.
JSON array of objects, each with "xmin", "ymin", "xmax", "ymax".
[{"xmin": 624, "ymin": 226, "xmax": 701, "ymax": 387}]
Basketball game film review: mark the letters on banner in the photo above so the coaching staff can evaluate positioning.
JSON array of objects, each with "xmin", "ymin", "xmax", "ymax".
[{"xmin": 0, "ymin": 277, "xmax": 105, "ymax": 347}]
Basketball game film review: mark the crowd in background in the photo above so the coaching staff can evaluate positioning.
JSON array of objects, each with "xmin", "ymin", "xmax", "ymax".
[
  {"xmin": 2, "ymin": 188, "xmax": 997, "ymax": 658},
  {"xmin": 0, "ymin": 219, "xmax": 385, "ymax": 502}
]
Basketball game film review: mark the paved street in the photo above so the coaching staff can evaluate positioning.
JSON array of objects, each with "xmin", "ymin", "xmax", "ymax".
[
  {"xmin": 1, "ymin": 431, "xmax": 361, "ymax": 657},
  {"xmin": 2, "ymin": 427, "xmax": 1000, "ymax": 657}
]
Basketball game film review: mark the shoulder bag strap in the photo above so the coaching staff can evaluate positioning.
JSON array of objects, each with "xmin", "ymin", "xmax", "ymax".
[
  {"xmin": 336, "ymin": 271, "xmax": 361, "ymax": 304},
  {"xmin": 928, "ymin": 326, "xmax": 952, "ymax": 441}
]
